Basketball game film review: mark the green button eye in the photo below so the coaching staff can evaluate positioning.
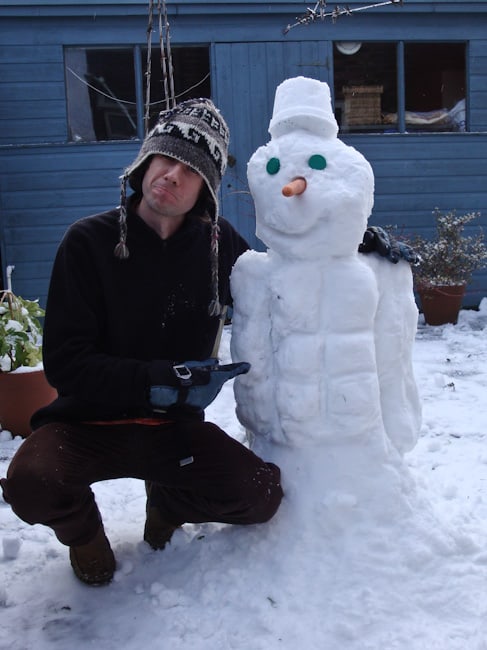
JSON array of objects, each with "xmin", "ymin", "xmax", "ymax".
[
  {"xmin": 308, "ymin": 154, "xmax": 327, "ymax": 170},
  {"xmin": 266, "ymin": 158, "xmax": 280, "ymax": 175}
]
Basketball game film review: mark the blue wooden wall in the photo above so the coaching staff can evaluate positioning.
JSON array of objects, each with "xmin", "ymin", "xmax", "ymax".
[{"xmin": 1, "ymin": 0, "xmax": 487, "ymax": 309}]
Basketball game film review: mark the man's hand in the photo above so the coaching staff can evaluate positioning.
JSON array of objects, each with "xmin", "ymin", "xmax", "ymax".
[{"xmin": 150, "ymin": 359, "xmax": 250, "ymax": 411}]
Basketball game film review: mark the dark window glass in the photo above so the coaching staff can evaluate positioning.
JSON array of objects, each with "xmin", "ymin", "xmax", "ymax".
[
  {"xmin": 144, "ymin": 47, "xmax": 211, "ymax": 130},
  {"xmin": 333, "ymin": 42, "xmax": 466, "ymax": 134},
  {"xmin": 65, "ymin": 46, "xmax": 210, "ymax": 142},
  {"xmin": 334, "ymin": 42, "xmax": 397, "ymax": 134},
  {"xmin": 65, "ymin": 48, "xmax": 137, "ymax": 142},
  {"xmin": 403, "ymin": 43, "xmax": 466, "ymax": 132}
]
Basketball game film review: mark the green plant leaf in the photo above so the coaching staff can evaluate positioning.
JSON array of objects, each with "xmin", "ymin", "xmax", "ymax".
[{"xmin": 0, "ymin": 291, "xmax": 44, "ymax": 372}]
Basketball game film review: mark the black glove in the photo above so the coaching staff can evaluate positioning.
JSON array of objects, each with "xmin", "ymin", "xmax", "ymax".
[
  {"xmin": 149, "ymin": 359, "xmax": 250, "ymax": 412},
  {"xmin": 358, "ymin": 226, "xmax": 419, "ymax": 265}
]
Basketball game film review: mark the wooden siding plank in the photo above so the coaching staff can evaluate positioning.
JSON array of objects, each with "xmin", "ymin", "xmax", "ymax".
[
  {"xmin": 0, "ymin": 44, "xmax": 60, "ymax": 63},
  {"xmin": 341, "ymin": 135, "xmax": 487, "ymax": 160},
  {"xmin": 0, "ymin": 120, "xmax": 66, "ymax": 144},
  {"xmin": 370, "ymin": 160, "xmax": 485, "ymax": 177},
  {"xmin": 4, "ymin": 242, "xmax": 59, "ymax": 263},
  {"xmin": 4, "ymin": 170, "xmax": 125, "ymax": 192},
  {"xmin": 1, "ymin": 188, "xmax": 120, "ymax": 211},
  {"xmin": 470, "ymin": 48, "xmax": 487, "ymax": 75},
  {"xmin": 470, "ymin": 76, "xmax": 487, "ymax": 92},
  {"xmin": 468, "ymin": 41, "xmax": 487, "ymax": 130},
  {"xmin": 0, "ymin": 101, "xmax": 65, "ymax": 120},
  {"xmin": 2, "ymin": 225, "xmax": 77, "ymax": 244},
  {"xmin": 3, "ymin": 81, "xmax": 65, "ymax": 101},
  {"xmin": 0, "ymin": 62, "xmax": 64, "ymax": 82},
  {"xmin": 1, "ymin": 208, "xmax": 113, "ymax": 228},
  {"xmin": 372, "ymin": 192, "xmax": 487, "ymax": 211},
  {"xmin": 376, "ymin": 177, "xmax": 486, "ymax": 193},
  {"xmin": 4, "ymin": 260, "xmax": 53, "ymax": 279},
  {"xmin": 0, "ymin": 143, "xmax": 139, "ymax": 171},
  {"xmin": 472, "ymin": 109, "xmax": 487, "ymax": 126}
]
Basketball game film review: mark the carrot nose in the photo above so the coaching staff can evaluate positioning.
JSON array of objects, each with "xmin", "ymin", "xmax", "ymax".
[{"xmin": 282, "ymin": 177, "xmax": 307, "ymax": 197}]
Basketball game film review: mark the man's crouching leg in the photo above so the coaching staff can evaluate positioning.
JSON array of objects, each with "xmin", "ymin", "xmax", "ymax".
[
  {"xmin": 143, "ymin": 421, "xmax": 283, "ymax": 534},
  {"xmin": 0, "ymin": 423, "xmax": 116, "ymax": 586},
  {"xmin": 144, "ymin": 480, "xmax": 181, "ymax": 550}
]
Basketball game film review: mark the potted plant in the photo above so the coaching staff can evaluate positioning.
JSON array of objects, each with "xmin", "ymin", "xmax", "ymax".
[
  {"xmin": 409, "ymin": 209, "xmax": 487, "ymax": 325},
  {"xmin": 0, "ymin": 289, "xmax": 57, "ymax": 437}
]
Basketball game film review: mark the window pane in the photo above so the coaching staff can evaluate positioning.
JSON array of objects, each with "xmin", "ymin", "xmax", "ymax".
[
  {"xmin": 66, "ymin": 46, "xmax": 211, "ymax": 142},
  {"xmin": 403, "ymin": 43, "xmax": 466, "ymax": 132},
  {"xmin": 143, "ymin": 46, "xmax": 211, "ymax": 130},
  {"xmin": 66, "ymin": 48, "xmax": 137, "ymax": 142},
  {"xmin": 333, "ymin": 42, "xmax": 467, "ymax": 134},
  {"xmin": 333, "ymin": 42, "xmax": 397, "ymax": 134}
]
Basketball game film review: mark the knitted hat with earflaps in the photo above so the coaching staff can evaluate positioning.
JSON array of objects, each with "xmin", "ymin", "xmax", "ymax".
[{"xmin": 115, "ymin": 97, "xmax": 230, "ymax": 316}]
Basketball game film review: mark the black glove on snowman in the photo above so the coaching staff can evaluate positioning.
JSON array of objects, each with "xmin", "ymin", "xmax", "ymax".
[{"xmin": 359, "ymin": 226, "xmax": 419, "ymax": 265}]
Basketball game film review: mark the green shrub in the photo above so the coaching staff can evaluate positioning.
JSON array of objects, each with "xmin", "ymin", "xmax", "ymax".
[
  {"xmin": 410, "ymin": 209, "xmax": 487, "ymax": 288},
  {"xmin": 0, "ymin": 291, "xmax": 44, "ymax": 372}
]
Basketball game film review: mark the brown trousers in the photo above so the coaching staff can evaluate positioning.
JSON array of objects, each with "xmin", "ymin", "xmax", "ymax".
[{"xmin": 1, "ymin": 420, "xmax": 283, "ymax": 547}]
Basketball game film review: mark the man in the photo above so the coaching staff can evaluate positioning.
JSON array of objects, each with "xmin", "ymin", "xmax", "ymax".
[{"xmin": 0, "ymin": 98, "xmax": 284, "ymax": 586}]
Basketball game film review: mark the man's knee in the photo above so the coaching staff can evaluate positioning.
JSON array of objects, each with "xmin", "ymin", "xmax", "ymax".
[
  {"xmin": 1, "ymin": 435, "xmax": 63, "ymax": 523},
  {"xmin": 2, "ymin": 461, "xmax": 47, "ymax": 524}
]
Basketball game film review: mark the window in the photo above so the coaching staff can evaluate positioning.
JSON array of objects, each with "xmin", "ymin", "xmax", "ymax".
[
  {"xmin": 333, "ymin": 42, "xmax": 466, "ymax": 134},
  {"xmin": 65, "ymin": 46, "xmax": 211, "ymax": 142}
]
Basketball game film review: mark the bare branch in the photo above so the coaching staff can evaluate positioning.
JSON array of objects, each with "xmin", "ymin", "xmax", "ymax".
[{"xmin": 284, "ymin": 0, "xmax": 404, "ymax": 34}]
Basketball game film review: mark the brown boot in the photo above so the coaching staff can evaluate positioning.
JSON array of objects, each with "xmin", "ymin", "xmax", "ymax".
[
  {"xmin": 69, "ymin": 526, "xmax": 116, "ymax": 586},
  {"xmin": 144, "ymin": 481, "xmax": 179, "ymax": 550}
]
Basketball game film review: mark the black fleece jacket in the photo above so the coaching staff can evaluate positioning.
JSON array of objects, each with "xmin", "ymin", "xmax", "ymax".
[{"xmin": 31, "ymin": 202, "xmax": 249, "ymax": 429}]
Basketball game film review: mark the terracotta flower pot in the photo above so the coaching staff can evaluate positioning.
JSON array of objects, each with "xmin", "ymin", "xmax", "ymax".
[
  {"xmin": 417, "ymin": 284, "xmax": 466, "ymax": 326},
  {"xmin": 0, "ymin": 368, "xmax": 57, "ymax": 438}
]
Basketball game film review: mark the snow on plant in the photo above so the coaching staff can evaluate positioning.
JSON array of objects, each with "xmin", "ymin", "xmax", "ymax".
[
  {"xmin": 0, "ymin": 291, "xmax": 44, "ymax": 372},
  {"xmin": 410, "ymin": 209, "xmax": 487, "ymax": 288}
]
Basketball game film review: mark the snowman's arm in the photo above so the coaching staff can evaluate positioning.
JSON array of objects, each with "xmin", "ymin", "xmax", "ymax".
[
  {"xmin": 230, "ymin": 251, "xmax": 271, "ymax": 361},
  {"xmin": 230, "ymin": 251, "xmax": 274, "ymax": 435},
  {"xmin": 364, "ymin": 255, "xmax": 422, "ymax": 453}
]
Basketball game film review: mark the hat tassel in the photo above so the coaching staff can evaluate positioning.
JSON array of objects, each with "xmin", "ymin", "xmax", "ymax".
[{"xmin": 114, "ymin": 176, "xmax": 130, "ymax": 260}]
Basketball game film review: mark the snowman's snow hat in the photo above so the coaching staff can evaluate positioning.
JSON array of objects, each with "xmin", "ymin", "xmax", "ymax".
[{"xmin": 268, "ymin": 76, "xmax": 339, "ymax": 139}]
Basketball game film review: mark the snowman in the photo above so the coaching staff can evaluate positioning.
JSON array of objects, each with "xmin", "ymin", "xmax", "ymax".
[
  {"xmin": 226, "ymin": 80, "xmax": 464, "ymax": 632},
  {"xmin": 230, "ymin": 76, "xmax": 421, "ymax": 460}
]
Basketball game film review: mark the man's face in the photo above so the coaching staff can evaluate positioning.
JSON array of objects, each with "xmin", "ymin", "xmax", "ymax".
[{"xmin": 140, "ymin": 154, "xmax": 204, "ymax": 220}]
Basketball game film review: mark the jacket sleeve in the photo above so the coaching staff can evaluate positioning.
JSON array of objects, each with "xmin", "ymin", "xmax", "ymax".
[{"xmin": 42, "ymin": 221, "xmax": 171, "ymax": 413}]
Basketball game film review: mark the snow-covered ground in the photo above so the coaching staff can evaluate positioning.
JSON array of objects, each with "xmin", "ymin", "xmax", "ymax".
[{"xmin": 1, "ymin": 301, "xmax": 487, "ymax": 650}]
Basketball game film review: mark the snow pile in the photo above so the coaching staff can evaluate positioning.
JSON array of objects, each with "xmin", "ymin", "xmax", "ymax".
[{"xmin": 1, "ymin": 306, "xmax": 487, "ymax": 648}]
